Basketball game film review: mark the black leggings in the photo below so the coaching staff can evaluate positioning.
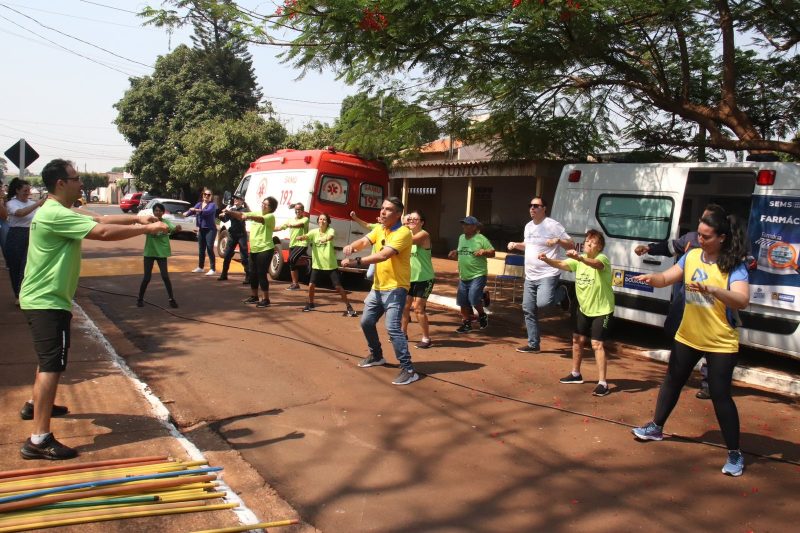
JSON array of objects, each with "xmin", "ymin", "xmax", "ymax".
[
  {"xmin": 138, "ymin": 257, "xmax": 174, "ymax": 300},
  {"xmin": 249, "ymin": 249, "xmax": 274, "ymax": 292},
  {"xmin": 653, "ymin": 341, "xmax": 740, "ymax": 450}
]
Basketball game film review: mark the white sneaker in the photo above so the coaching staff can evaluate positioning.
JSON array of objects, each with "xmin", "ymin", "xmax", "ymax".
[
  {"xmin": 191, "ymin": 267, "xmax": 204, "ymax": 273},
  {"xmin": 205, "ymin": 269, "xmax": 217, "ymax": 276}
]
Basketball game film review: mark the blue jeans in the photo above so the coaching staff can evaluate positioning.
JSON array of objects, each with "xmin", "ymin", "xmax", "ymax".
[
  {"xmin": 522, "ymin": 275, "xmax": 565, "ymax": 349},
  {"xmin": 456, "ymin": 276, "xmax": 487, "ymax": 308},
  {"xmin": 360, "ymin": 288, "xmax": 413, "ymax": 372},
  {"xmin": 198, "ymin": 227, "xmax": 217, "ymax": 270}
]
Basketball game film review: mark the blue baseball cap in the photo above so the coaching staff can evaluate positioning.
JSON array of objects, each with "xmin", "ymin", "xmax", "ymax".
[{"xmin": 459, "ymin": 216, "xmax": 480, "ymax": 225}]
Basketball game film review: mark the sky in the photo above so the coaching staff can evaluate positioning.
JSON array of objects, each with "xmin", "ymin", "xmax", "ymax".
[{"xmin": 0, "ymin": 0, "xmax": 355, "ymax": 175}]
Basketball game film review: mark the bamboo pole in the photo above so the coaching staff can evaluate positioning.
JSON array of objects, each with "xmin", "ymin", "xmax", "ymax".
[
  {"xmin": 0, "ymin": 458, "xmax": 174, "ymax": 485},
  {"xmin": 0, "ymin": 456, "xmax": 169, "ymax": 480},
  {"xmin": 191, "ymin": 519, "xmax": 300, "ymax": 533},
  {"xmin": 0, "ymin": 474, "xmax": 217, "ymax": 513},
  {"xmin": 0, "ymin": 502, "xmax": 237, "ymax": 532}
]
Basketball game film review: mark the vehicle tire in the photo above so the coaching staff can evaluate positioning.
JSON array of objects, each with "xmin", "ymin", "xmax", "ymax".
[
  {"xmin": 131, "ymin": 206, "xmax": 139, "ymax": 214},
  {"xmin": 216, "ymin": 229, "xmax": 228, "ymax": 258},
  {"xmin": 268, "ymin": 247, "xmax": 288, "ymax": 280},
  {"xmin": 91, "ymin": 195, "xmax": 99, "ymax": 202},
  {"xmin": 121, "ymin": 208, "xmax": 129, "ymax": 213}
]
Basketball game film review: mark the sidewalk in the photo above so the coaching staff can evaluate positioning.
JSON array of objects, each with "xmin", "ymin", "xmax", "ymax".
[{"xmin": 0, "ymin": 262, "xmax": 313, "ymax": 532}]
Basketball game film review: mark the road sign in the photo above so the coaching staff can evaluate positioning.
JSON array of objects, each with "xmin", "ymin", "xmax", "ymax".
[{"xmin": 4, "ymin": 139, "xmax": 39, "ymax": 170}]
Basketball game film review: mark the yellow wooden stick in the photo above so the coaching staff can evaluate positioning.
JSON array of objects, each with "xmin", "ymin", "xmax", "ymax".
[{"xmin": 191, "ymin": 519, "xmax": 301, "ymax": 533}]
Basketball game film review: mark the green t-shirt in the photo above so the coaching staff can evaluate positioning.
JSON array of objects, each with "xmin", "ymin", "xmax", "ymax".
[
  {"xmin": 20, "ymin": 199, "xmax": 97, "ymax": 311},
  {"xmin": 247, "ymin": 212, "xmax": 275, "ymax": 253},
  {"xmin": 306, "ymin": 227, "xmax": 337, "ymax": 270},
  {"xmin": 456, "ymin": 233, "xmax": 494, "ymax": 281},
  {"xmin": 564, "ymin": 253, "xmax": 614, "ymax": 317},
  {"xmin": 143, "ymin": 218, "xmax": 175, "ymax": 258},
  {"xmin": 411, "ymin": 245, "xmax": 434, "ymax": 282},
  {"xmin": 287, "ymin": 216, "xmax": 309, "ymax": 248}
]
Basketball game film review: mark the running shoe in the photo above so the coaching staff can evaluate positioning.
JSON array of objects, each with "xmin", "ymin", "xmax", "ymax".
[
  {"xmin": 243, "ymin": 296, "xmax": 259, "ymax": 304},
  {"xmin": 136, "ymin": 299, "xmax": 144, "ymax": 308},
  {"xmin": 20, "ymin": 401, "xmax": 69, "ymax": 421},
  {"xmin": 722, "ymin": 450, "xmax": 745, "ymax": 477},
  {"xmin": 478, "ymin": 313, "xmax": 489, "ymax": 329},
  {"xmin": 632, "ymin": 421, "xmax": 664, "ymax": 441},
  {"xmin": 456, "ymin": 320, "xmax": 472, "ymax": 333},
  {"xmin": 256, "ymin": 298, "xmax": 271, "ymax": 308},
  {"xmin": 516, "ymin": 345, "xmax": 540, "ymax": 353},
  {"xmin": 286, "ymin": 284, "xmax": 301, "ymax": 291},
  {"xmin": 358, "ymin": 355, "xmax": 386, "ymax": 368},
  {"xmin": 696, "ymin": 384, "xmax": 711, "ymax": 400},
  {"xmin": 20, "ymin": 434, "xmax": 77, "ymax": 460},
  {"xmin": 302, "ymin": 303, "xmax": 315, "ymax": 312},
  {"xmin": 392, "ymin": 368, "xmax": 420, "ymax": 385},
  {"xmin": 415, "ymin": 339, "xmax": 432, "ymax": 349},
  {"xmin": 559, "ymin": 373, "xmax": 584, "ymax": 384},
  {"xmin": 592, "ymin": 384, "xmax": 610, "ymax": 397},
  {"xmin": 191, "ymin": 267, "xmax": 204, "ymax": 273},
  {"xmin": 344, "ymin": 305, "xmax": 358, "ymax": 317},
  {"xmin": 205, "ymin": 269, "xmax": 217, "ymax": 276},
  {"xmin": 217, "ymin": 274, "xmax": 228, "ymax": 281},
  {"xmin": 169, "ymin": 299, "xmax": 179, "ymax": 309}
]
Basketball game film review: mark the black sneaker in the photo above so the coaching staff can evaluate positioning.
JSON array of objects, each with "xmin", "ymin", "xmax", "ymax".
[
  {"xmin": 696, "ymin": 384, "xmax": 711, "ymax": 400},
  {"xmin": 256, "ymin": 299, "xmax": 271, "ymax": 308},
  {"xmin": 392, "ymin": 368, "xmax": 420, "ymax": 385},
  {"xmin": 344, "ymin": 305, "xmax": 357, "ymax": 317},
  {"xmin": 136, "ymin": 299, "xmax": 144, "ymax": 308},
  {"xmin": 20, "ymin": 401, "xmax": 69, "ymax": 421},
  {"xmin": 20, "ymin": 434, "xmax": 77, "ymax": 460},
  {"xmin": 302, "ymin": 303, "xmax": 315, "ymax": 312},
  {"xmin": 515, "ymin": 345, "xmax": 540, "ymax": 353},
  {"xmin": 559, "ymin": 373, "xmax": 584, "ymax": 384},
  {"xmin": 482, "ymin": 290, "xmax": 491, "ymax": 308},
  {"xmin": 478, "ymin": 314, "xmax": 489, "ymax": 329},
  {"xmin": 243, "ymin": 296, "xmax": 259, "ymax": 304},
  {"xmin": 456, "ymin": 320, "xmax": 472, "ymax": 333},
  {"xmin": 415, "ymin": 339, "xmax": 432, "ymax": 349},
  {"xmin": 592, "ymin": 384, "xmax": 610, "ymax": 397},
  {"xmin": 217, "ymin": 274, "xmax": 228, "ymax": 281},
  {"xmin": 168, "ymin": 299, "xmax": 179, "ymax": 309},
  {"xmin": 358, "ymin": 355, "xmax": 386, "ymax": 368}
]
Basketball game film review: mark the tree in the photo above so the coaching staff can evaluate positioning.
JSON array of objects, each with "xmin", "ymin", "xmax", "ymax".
[
  {"xmin": 144, "ymin": 0, "xmax": 800, "ymax": 159},
  {"xmin": 171, "ymin": 111, "xmax": 287, "ymax": 193},
  {"xmin": 336, "ymin": 93, "xmax": 439, "ymax": 159},
  {"xmin": 284, "ymin": 121, "xmax": 339, "ymax": 150},
  {"xmin": 0, "ymin": 157, "xmax": 7, "ymax": 182}
]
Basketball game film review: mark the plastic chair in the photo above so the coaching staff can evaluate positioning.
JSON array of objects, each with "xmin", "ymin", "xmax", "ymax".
[{"xmin": 493, "ymin": 254, "xmax": 525, "ymax": 302}]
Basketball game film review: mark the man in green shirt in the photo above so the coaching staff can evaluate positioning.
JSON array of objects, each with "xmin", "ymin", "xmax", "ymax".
[
  {"xmin": 448, "ymin": 216, "xmax": 495, "ymax": 333},
  {"xmin": 278, "ymin": 202, "xmax": 309, "ymax": 290},
  {"xmin": 19, "ymin": 159, "xmax": 168, "ymax": 460}
]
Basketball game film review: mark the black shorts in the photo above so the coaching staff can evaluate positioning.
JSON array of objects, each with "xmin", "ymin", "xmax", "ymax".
[
  {"xmin": 409, "ymin": 279, "xmax": 435, "ymax": 299},
  {"xmin": 288, "ymin": 246, "xmax": 308, "ymax": 270},
  {"xmin": 310, "ymin": 268, "xmax": 342, "ymax": 288},
  {"xmin": 23, "ymin": 309, "xmax": 72, "ymax": 373},
  {"xmin": 575, "ymin": 309, "xmax": 612, "ymax": 341}
]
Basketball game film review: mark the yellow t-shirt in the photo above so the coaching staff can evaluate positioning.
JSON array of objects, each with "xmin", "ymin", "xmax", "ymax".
[
  {"xmin": 675, "ymin": 248, "xmax": 748, "ymax": 353},
  {"xmin": 367, "ymin": 223, "xmax": 412, "ymax": 291}
]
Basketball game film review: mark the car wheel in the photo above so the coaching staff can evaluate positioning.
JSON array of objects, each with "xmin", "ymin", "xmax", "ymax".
[
  {"xmin": 268, "ymin": 246, "xmax": 288, "ymax": 280},
  {"xmin": 121, "ymin": 208, "xmax": 129, "ymax": 213},
  {"xmin": 216, "ymin": 229, "xmax": 228, "ymax": 258},
  {"xmin": 131, "ymin": 206, "xmax": 139, "ymax": 214}
]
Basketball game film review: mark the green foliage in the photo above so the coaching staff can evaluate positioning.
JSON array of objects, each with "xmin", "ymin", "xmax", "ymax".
[
  {"xmin": 144, "ymin": 0, "xmax": 800, "ymax": 158},
  {"xmin": 284, "ymin": 121, "xmax": 339, "ymax": 150},
  {"xmin": 79, "ymin": 172, "xmax": 110, "ymax": 192},
  {"xmin": 171, "ymin": 111, "xmax": 287, "ymax": 193},
  {"xmin": 0, "ymin": 157, "xmax": 6, "ymax": 181}
]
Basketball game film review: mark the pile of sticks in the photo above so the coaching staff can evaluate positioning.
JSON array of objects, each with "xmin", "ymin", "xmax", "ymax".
[{"xmin": 0, "ymin": 455, "xmax": 234, "ymax": 531}]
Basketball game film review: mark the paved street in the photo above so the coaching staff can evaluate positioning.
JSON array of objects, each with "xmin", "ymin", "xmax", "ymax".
[{"xmin": 2, "ymin": 206, "xmax": 799, "ymax": 532}]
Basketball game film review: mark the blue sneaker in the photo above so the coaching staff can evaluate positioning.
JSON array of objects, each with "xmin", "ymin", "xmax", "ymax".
[
  {"xmin": 632, "ymin": 421, "xmax": 663, "ymax": 441},
  {"xmin": 722, "ymin": 450, "xmax": 744, "ymax": 477}
]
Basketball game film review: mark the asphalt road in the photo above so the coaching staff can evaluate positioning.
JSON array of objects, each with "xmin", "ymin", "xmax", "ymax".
[{"xmin": 74, "ymin": 205, "xmax": 800, "ymax": 532}]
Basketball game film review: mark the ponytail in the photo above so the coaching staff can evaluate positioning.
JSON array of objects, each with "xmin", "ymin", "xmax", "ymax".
[
  {"xmin": 700, "ymin": 211, "xmax": 747, "ymax": 273},
  {"xmin": 6, "ymin": 178, "xmax": 28, "ymax": 201}
]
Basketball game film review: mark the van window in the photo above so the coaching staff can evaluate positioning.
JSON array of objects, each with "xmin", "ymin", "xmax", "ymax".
[
  {"xmin": 236, "ymin": 175, "xmax": 251, "ymax": 200},
  {"xmin": 319, "ymin": 175, "xmax": 349, "ymax": 205},
  {"xmin": 596, "ymin": 194, "xmax": 674, "ymax": 240},
  {"xmin": 359, "ymin": 182, "xmax": 384, "ymax": 209}
]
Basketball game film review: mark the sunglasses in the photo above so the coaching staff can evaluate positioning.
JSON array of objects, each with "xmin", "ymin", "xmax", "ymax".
[
  {"xmin": 203, "ymin": 193, "xmax": 212, "ymax": 197},
  {"xmin": 530, "ymin": 203, "xmax": 544, "ymax": 208}
]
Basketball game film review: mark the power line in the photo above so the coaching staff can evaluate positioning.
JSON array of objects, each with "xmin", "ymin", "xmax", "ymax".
[
  {"xmin": 265, "ymin": 95, "xmax": 341, "ymax": 106},
  {"xmin": 0, "ymin": 117, "xmax": 118, "ymax": 130},
  {"xmin": 0, "ymin": 122, "xmax": 130, "ymax": 147},
  {"xmin": 0, "ymin": 3, "xmax": 153, "ymax": 68},
  {"xmin": 77, "ymin": 0, "xmax": 139, "ymax": 15},
  {"xmin": 3, "ymin": 1, "xmax": 156, "ymax": 29},
  {"xmin": 0, "ymin": 13, "xmax": 137, "ymax": 76},
  {"xmin": 0, "ymin": 133, "xmax": 129, "ymax": 160}
]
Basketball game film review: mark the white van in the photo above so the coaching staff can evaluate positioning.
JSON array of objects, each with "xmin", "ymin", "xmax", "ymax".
[{"xmin": 551, "ymin": 162, "xmax": 800, "ymax": 359}]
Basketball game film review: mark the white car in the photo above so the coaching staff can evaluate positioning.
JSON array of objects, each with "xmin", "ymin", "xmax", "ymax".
[{"xmin": 138, "ymin": 198, "xmax": 198, "ymax": 239}]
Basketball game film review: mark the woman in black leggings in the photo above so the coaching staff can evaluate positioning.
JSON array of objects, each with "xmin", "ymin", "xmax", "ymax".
[
  {"xmin": 632, "ymin": 211, "xmax": 750, "ymax": 476},
  {"xmin": 137, "ymin": 203, "xmax": 179, "ymax": 308}
]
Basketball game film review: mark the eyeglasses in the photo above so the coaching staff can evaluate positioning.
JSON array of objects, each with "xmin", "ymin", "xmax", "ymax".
[
  {"xmin": 530, "ymin": 203, "xmax": 544, "ymax": 209},
  {"xmin": 63, "ymin": 176, "xmax": 81, "ymax": 182}
]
